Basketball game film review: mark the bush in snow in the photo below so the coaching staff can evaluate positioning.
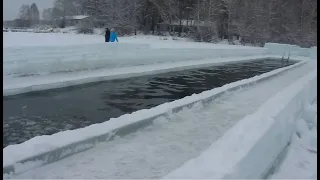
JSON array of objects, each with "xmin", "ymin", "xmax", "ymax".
[
  {"xmin": 172, "ymin": 36, "xmax": 179, "ymax": 40},
  {"xmin": 77, "ymin": 27, "xmax": 94, "ymax": 34},
  {"xmin": 76, "ymin": 22, "xmax": 94, "ymax": 34}
]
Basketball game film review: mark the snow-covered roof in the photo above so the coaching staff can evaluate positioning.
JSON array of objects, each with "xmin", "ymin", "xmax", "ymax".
[
  {"xmin": 54, "ymin": 15, "xmax": 90, "ymax": 21},
  {"xmin": 64, "ymin": 15, "xmax": 90, "ymax": 20},
  {"xmin": 158, "ymin": 20, "xmax": 206, "ymax": 26},
  {"xmin": 71, "ymin": 15, "xmax": 90, "ymax": 20}
]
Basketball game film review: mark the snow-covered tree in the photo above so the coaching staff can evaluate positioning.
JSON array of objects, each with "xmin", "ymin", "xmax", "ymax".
[
  {"xmin": 53, "ymin": 0, "xmax": 85, "ymax": 16},
  {"xmin": 40, "ymin": 0, "xmax": 317, "ymax": 46},
  {"xmin": 29, "ymin": 3, "xmax": 40, "ymax": 25}
]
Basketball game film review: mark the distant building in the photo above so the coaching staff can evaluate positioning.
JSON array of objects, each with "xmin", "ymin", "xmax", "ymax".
[
  {"xmin": 3, "ymin": 20, "xmax": 15, "ymax": 28},
  {"xmin": 39, "ymin": 20, "xmax": 53, "ymax": 25},
  {"xmin": 54, "ymin": 15, "xmax": 93, "ymax": 27},
  {"xmin": 11, "ymin": 19, "xmax": 31, "ymax": 28}
]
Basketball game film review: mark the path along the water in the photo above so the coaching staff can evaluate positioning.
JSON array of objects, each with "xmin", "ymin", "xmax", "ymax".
[{"xmin": 10, "ymin": 61, "xmax": 316, "ymax": 179}]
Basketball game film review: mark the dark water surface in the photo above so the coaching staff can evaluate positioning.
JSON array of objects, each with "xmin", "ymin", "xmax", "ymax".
[{"xmin": 3, "ymin": 59, "xmax": 296, "ymax": 147}]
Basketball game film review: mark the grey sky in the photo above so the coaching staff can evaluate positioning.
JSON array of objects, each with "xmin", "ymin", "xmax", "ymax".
[{"xmin": 4, "ymin": 0, "xmax": 55, "ymax": 20}]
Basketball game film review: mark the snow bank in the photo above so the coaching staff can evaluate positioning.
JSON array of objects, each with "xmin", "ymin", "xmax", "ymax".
[
  {"xmin": 165, "ymin": 66, "xmax": 317, "ymax": 179},
  {"xmin": 3, "ymin": 59, "xmax": 307, "ymax": 176}
]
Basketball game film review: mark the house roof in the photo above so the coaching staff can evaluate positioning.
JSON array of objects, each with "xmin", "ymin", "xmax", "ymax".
[
  {"xmin": 55, "ymin": 15, "xmax": 90, "ymax": 20},
  {"xmin": 158, "ymin": 20, "xmax": 207, "ymax": 26},
  {"xmin": 68, "ymin": 15, "xmax": 89, "ymax": 20},
  {"xmin": 66, "ymin": 15, "xmax": 89, "ymax": 20}
]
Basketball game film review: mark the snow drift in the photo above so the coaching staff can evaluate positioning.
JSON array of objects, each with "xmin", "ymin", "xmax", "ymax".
[{"xmin": 165, "ymin": 66, "xmax": 317, "ymax": 179}]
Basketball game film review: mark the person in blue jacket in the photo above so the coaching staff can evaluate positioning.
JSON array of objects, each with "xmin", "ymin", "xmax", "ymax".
[{"xmin": 109, "ymin": 28, "xmax": 119, "ymax": 42}]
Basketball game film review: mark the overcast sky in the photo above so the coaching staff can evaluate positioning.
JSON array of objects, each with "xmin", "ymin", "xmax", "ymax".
[{"xmin": 4, "ymin": 0, "xmax": 55, "ymax": 20}]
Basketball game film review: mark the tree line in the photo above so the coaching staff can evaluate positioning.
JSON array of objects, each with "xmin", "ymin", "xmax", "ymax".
[
  {"xmin": 18, "ymin": 0, "xmax": 317, "ymax": 47},
  {"xmin": 17, "ymin": 3, "xmax": 40, "ymax": 27}
]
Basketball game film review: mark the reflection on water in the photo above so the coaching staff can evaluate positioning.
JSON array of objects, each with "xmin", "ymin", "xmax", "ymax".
[{"xmin": 3, "ymin": 59, "xmax": 296, "ymax": 147}]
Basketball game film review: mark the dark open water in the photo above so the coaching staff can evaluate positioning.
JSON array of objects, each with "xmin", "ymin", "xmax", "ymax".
[{"xmin": 3, "ymin": 59, "xmax": 296, "ymax": 147}]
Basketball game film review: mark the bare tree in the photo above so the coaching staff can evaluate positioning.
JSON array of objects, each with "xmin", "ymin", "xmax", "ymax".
[
  {"xmin": 51, "ymin": 7, "xmax": 63, "ymax": 20},
  {"xmin": 54, "ymin": 0, "xmax": 84, "ymax": 16},
  {"xmin": 18, "ymin": 4, "xmax": 30, "ymax": 20}
]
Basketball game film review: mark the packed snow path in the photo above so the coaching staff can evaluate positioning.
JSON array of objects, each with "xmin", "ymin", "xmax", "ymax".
[{"xmin": 10, "ymin": 62, "xmax": 315, "ymax": 179}]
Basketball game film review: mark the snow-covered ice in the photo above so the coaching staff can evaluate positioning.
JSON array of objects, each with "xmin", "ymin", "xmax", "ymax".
[
  {"xmin": 4, "ymin": 32, "xmax": 103, "ymax": 47},
  {"xmin": 4, "ymin": 32, "xmax": 260, "ymax": 49},
  {"xmin": 4, "ymin": 32, "xmax": 268, "ymax": 96},
  {"xmin": 4, "ymin": 60, "xmax": 316, "ymax": 179}
]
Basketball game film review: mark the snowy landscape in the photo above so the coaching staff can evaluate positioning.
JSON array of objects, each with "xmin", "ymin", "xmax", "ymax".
[
  {"xmin": 3, "ymin": 29, "xmax": 317, "ymax": 179},
  {"xmin": 2, "ymin": 0, "xmax": 317, "ymax": 178}
]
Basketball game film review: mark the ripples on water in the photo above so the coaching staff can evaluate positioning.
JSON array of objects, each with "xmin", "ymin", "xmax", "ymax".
[{"xmin": 3, "ymin": 59, "xmax": 296, "ymax": 147}]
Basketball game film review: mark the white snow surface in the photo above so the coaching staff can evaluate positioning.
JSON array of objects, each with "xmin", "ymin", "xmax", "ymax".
[
  {"xmin": 165, "ymin": 62, "xmax": 317, "ymax": 179},
  {"xmin": 4, "ymin": 60, "xmax": 316, "ymax": 179},
  {"xmin": 4, "ymin": 32, "xmax": 268, "ymax": 96},
  {"xmin": 4, "ymin": 32, "xmax": 260, "ymax": 49}
]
